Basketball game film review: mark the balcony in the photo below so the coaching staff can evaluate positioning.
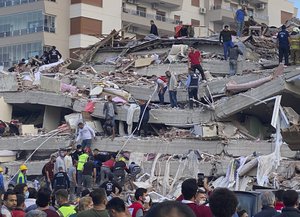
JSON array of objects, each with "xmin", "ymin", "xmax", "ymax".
[
  {"xmin": 207, "ymin": 5, "xmax": 268, "ymax": 24},
  {"xmin": 0, "ymin": 0, "xmax": 54, "ymax": 8},
  {"xmin": 136, "ymin": 0, "xmax": 182, "ymax": 9},
  {"xmin": 0, "ymin": 26, "xmax": 55, "ymax": 38},
  {"xmin": 122, "ymin": 8, "xmax": 176, "ymax": 34}
]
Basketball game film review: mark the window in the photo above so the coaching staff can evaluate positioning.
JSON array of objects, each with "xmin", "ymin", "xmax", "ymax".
[
  {"xmin": 174, "ymin": 15, "xmax": 181, "ymax": 24},
  {"xmin": 191, "ymin": 19, "xmax": 200, "ymax": 26},
  {"xmin": 71, "ymin": 0, "xmax": 102, "ymax": 7},
  {"xmin": 156, "ymin": 11, "xmax": 166, "ymax": 22},
  {"xmin": 44, "ymin": 14, "xmax": 56, "ymax": 33},
  {"xmin": 136, "ymin": 6, "xmax": 146, "ymax": 17},
  {"xmin": 191, "ymin": 0, "xmax": 200, "ymax": 7}
]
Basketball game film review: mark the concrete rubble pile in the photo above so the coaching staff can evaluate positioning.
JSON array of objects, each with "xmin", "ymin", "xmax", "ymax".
[{"xmin": 1, "ymin": 21, "xmax": 300, "ymax": 197}]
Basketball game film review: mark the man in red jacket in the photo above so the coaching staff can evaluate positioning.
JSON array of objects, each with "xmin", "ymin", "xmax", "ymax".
[
  {"xmin": 181, "ymin": 179, "xmax": 212, "ymax": 217},
  {"xmin": 188, "ymin": 47, "xmax": 206, "ymax": 81},
  {"xmin": 128, "ymin": 188, "xmax": 147, "ymax": 217}
]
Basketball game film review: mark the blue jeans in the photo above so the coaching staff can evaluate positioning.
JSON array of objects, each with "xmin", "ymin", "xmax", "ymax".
[
  {"xmin": 223, "ymin": 41, "xmax": 234, "ymax": 60},
  {"xmin": 158, "ymin": 86, "xmax": 167, "ymax": 104},
  {"xmin": 169, "ymin": 90, "xmax": 178, "ymax": 108},
  {"xmin": 236, "ymin": 21, "xmax": 244, "ymax": 37}
]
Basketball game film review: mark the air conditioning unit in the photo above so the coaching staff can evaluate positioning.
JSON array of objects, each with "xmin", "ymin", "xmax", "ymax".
[
  {"xmin": 199, "ymin": 7, "xmax": 207, "ymax": 14},
  {"xmin": 256, "ymin": 3, "xmax": 265, "ymax": 10},
  {"xmin": 126, "ymin": 0, "xmax": 137, "ymax": 4},
  {"xmin": 152, "ymin": 3, "xmax": 159, "ymax": 10}
]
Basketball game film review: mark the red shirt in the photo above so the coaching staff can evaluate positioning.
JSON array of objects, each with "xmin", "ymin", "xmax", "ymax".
[
  {"xmin": 44, "ymin": 162, "xmax": 54, "ymax": 181},
  {"xmin": 189, "ymin": 50, "xmax": 201, "ymax": 65},
  {"xmin": 275, "ymin": 201, "xmax": 284, "ymax": 211},
  {"xmin": 182, "ymin": 201, "xmax": 212, "ymax": 217},
  {"xmin": 128, "ymin": 202, "xmax": 144, "ymax": 217},
  {"xmin": 12, "ymin": 209, "xmax": 25, "ymax": 217},
  {"xmin": 102, "ymin": 159, "xmax": 115, "ymax": 169}
]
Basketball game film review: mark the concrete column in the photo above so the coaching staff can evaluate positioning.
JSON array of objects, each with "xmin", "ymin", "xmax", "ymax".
[
  {"xmin": 0, "ymin": 97, "xmax": 12, "ymax": 122},
  {"xmin": 119, "ymin": 121, "xmax": 126, "ymax": 136},
  {"xmin": 43, "ymin": 106, "xmax": 62, "ymax": 132}
]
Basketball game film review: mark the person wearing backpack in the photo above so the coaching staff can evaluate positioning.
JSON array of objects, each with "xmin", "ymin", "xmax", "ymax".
[{"xmin": 42, "ymin": 156, "xmax": 56, "ymax": 190}]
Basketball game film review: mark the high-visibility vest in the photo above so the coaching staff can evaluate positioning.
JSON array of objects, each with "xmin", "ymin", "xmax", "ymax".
[
  {"xmin": 17, "ymin": 172, "xmax": 26, "ymax": 184},
  {"xmin": 58, "ymin": 205, "xmax": 76, "ymax": 217},
  {"xmin": 77, "ymin": 153, "xmax": 88, "ymax": 171}
]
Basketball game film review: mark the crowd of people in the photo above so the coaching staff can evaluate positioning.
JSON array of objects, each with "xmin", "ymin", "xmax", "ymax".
[{"xmin": 1, "ymin": 167, "xmax": 300, "ymax": 217}]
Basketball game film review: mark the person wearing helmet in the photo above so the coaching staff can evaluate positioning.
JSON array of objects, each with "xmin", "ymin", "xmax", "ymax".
[
  {"xmin": 0, "ymin": 167, "xmax": 4, "ymax": 194},
  {"xmin": 17, "ymin": 165, "xmax": 27, "ymax": 184},
  {"xmin": 290, "ymin": 27, "xmax": 300, "ymax": 65}
]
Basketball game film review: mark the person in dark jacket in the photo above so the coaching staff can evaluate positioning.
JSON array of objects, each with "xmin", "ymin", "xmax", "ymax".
[
  {"xmin": 48, "ymin": 46, "xmax": 62, "ymax": 63},
  {"xmin": 277, "ymin": 25, "xmax": 290, "ymax": 66},
  {"xmin": 228, "ymin": 45, "xmax": 243, "ymax": 76},
  {"xmin": 150, "ymin": 20, "xmax": 158, "ymax": 36},
  {"xmin": 137, "ymin": 100, "xmax": 151, "ymax": 137},
  {"xmin": 278, "ymin": 190, "xmax": 300, "ymax": 217},
  {"xmin": 219, "ymin": 25, "xmax": 234, "ymax": 60},
  {"xmin": 254, "ymin": 191, "xmax": 277, "ymax": 217},
  {"xmin": 52, "ymin": 167, "xmax": 70, "ymax": 192},
  {"xmin": 186, "ymin": 69, "xmax": 200, "ymax": 109},
  {"xmin": 40, "ymin": 51, "xmax": 50, "ymax": 65}
]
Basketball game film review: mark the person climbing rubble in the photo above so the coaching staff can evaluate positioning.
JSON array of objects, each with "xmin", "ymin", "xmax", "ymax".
[
  {"xmin": 17, "ymin": 165, "xmax": 28, "ymax": 185},
  {"xmin": 188, "ymin": 47, "xmax": 206, "ymax": 81},
  {"xmin": 277, "ymin": 25, "xmax": 291, "ymax": 67},
  {"xmin": 228, "ymin": 44, "xmax": 243, "ymax": 76},
  {"xmin": 156, "ymin": 76, "xmax": 168, "ymax": 105},
  {"xmin": 235, "ymin": 5, "xmax": 247, "ymax": 38},
  {"xmin": 186, "ymin": 69, "xmax": 200, "ymax": 109},
  {"xmin": 165, "ymin": 71, "xmax": 178, "ymax": 108},
  {"xmin": 75, "ymin": 122, "xmax": 96, "ymax": 151},
  {"xmin": 219, "ymin": 25, "xmax": 234, "ymax": 61},
  {"xmin": 48, "ymin": 46, "xmax": 62, "ymax": 63}
]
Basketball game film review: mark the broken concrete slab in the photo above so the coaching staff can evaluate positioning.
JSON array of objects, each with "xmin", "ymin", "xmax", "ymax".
[
  {"xmin": 20, "ymin": 125, "xmax": 38, "ymax": 136},
  {"xmin": 66, "ymin": 58, "xmax": 83, "ymax": 70},
  {"xmin": 40, "ymin": 76, "xmax": 61, "ymax": 93},
  {"xmin": 134, "ymin": 57, "xmax": 154, "ymax": 68},
  {"xmin": 0, "ymin": 91, "xmax": 73, "ymax": 109},
  {"xmin": 0, "ymin": 74, "xmax": 19, "ymax": 92},
  {"xmin": 43, "ymin": 106, "xmax": 62, "ymax": 132}
]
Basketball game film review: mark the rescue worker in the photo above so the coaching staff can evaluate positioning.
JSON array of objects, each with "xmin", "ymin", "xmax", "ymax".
[
  {"xmin": 277, "ymin": 25, "xmax": 291, "ymax": 66},
  {"xmin": 76, "ymin": 151, "xmax": 89, "ymax": 195},
  {"xmin": 128, "ymin": 188, "xmax": 147, "ymax": 217},
  {"xmin": 52, "ymin": 167, "xmax": 70, "ymax": 192},
  {"xmin": 55, "ymin": 189, "xmax": 76, "ymax": 217},
  {"xmin": 186, "ymin": 69, "xmax": 200, "ymax": 109},
  {"xmin": 17, "ymin": 165, "xmax": 27, "ymax": 185},
  {"xmin": 48, "ymin": 46, "xmax": 62, "ymax": 63},
  {"xmin": 112, "ymin": 157, "xmax": 128, "ymax": 187}
]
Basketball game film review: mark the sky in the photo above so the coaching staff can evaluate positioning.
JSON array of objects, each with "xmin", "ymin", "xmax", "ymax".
[{"xmin": 290, "ymin": 0, "xmax": 300, "ymax": 18}]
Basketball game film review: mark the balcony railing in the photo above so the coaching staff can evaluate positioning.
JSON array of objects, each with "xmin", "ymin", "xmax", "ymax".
[
  {"xmin": 0, "ymin": 26, "xmax": 55, "ymax": 38},
  {"xmin": 122, "ymin": 8, "xmax": 177, "ymax": 24},
  {"xmin": 209, "ymin": 5, "xmax": 268, "ymax": 21},
  {"xmin": 0, "ymin": 0, "xmax": 55, "ymax": 8}
]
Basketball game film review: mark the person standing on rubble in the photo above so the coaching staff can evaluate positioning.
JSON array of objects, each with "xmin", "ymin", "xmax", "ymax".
[
  {"xmin": 156, "ymin": 76, "xmax": 168, "ymax": 105},
  {"xmin": 165, "ymin": 71, "xmax": 178, "ymax": 108},
  {"xmin": 188, "ymin": 47, "xmax": 206, "ymax": 81},
  {"xmin": 186, "ymin": 69, "xmax": 200, "ymax": 109},
  {"xmin": 235, "ymin": 5, "xmax": 247, "ymax": 38},
  {"xmin": 17, "ymin": 165, "xmax": 28, "ymax": 185},
  {"xmin": 48, "ymin": 46, "xmax": 62, "ymax": 63},
  {"xmin": 150, "ymin": 20, "xmax": 158, "ymax": 36},
  {"xmin": 103, "ymin": 95, "xmax": 117, "ymax": 140},
  {"xmin": 277, "ymin": 25, "xmax": 291, "ymax": 67},
  {"xmin": 76, "ymin": 122, "xmax": 96, "ymax": 151},
  {"xmin": 40, "ymin": 51, "xmax": 49, "ymax": 65},
  {"xmin": 219, "ymin": 25, "xmax": 234, "ymax": 60},
  {"xmin": 137, "ymin": 100, "xmax": 152, "ymax": 137},
  {"xmin": 228, "ymin": 44, "xmax": 243, "ymax": 76},
  {"xmin": 54, "ymin": 149, "xmax": 66, "ymax": 174}
]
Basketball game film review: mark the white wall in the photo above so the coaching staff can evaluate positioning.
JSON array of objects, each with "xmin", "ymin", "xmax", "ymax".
[
  {"xmin": 268, "ymin": 0, "xmax": 296, "ymax": 27},
  {"xmin": 69, "ymin": 34, "xmax": 100, "ymax": 49},
  {"xmin": 0, "ymin": 97, "xmax": 12, "ymax": 122}
]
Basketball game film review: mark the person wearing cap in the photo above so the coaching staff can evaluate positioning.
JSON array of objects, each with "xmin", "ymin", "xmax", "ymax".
[
  {"xmin": 76, "ymin": 122, "xmax": 96, "ymax": 150},
  {"xmin": 0, "ymin": 167, "xmax": 4, "ymax": 194},
  {"xmin": 219, "ymin": 25, "xmax": 234, "ymax": 60},
  {"xmin": 277, "ymin": 25, "xmax": 291, "ymax": 66},
  {"xmin": 17, "ymin": 165, "xmax": 27, "ymax": 185}
]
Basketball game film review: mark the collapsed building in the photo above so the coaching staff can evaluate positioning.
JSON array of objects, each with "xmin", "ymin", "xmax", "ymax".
[{"xmin": 1, "ymin": 22, "xmax": 300, "ymax": 198}]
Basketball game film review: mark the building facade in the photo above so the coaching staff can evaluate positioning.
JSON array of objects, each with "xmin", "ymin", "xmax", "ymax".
[{"xmin": 0, "ymin": 0, "xmax": 298, "ymax": 66}]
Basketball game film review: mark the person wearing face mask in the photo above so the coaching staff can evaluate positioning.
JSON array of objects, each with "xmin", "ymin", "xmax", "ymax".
[
  {"xmin": 24, "ymin": 187, "xmax": 37, "ymax": 208},
  {"xmin": 42, "ymin": 155, "xmax": 56, "ymax": 190},
  {"xmin": 54, "ymin": 149, "xmax": 67, "ymax": 174},
  {"xmin": 128, "ymin": 188, "xmax": 147, "ymax": 217},
  {"xmin": 14, "ymin": 184, "xmax": 28, "ymax": 199}
]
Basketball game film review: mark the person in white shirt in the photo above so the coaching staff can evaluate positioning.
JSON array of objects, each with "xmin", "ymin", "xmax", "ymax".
[
  {"xmin": 54, "ymin": 149, "xmax": 66, "ymax": 174},
  {"xmin": 76, "ymin": 122, "xmax": 96, "ymax": 149},
  {"xmin": 64, "ymin": 148, "xmax": 73, "ymax": 173}
]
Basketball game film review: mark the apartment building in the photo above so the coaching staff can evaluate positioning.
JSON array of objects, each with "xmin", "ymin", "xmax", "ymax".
[
  {"xmin": 0, "ymin": 0, "xmax": 298, "ymax": 67},
  {"xmin": 268, "ymin": 0, "xmax": 298, "ymax": 27}
]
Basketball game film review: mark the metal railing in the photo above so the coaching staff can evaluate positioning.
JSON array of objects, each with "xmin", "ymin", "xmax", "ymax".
[
  {"xmin": 0, "ymin": 0, "xmax": 55, "ymax": 8},
  {"xmin": 122, "ymin": 8, "xmax": 177, "ymax": 24},
  {"xmin": 209, "ymin": 5, "xmax": 268, "ymax": 21},
  {"xmin": 0, "ymin": 26, "xmax": 55, "ymax": 38}
]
